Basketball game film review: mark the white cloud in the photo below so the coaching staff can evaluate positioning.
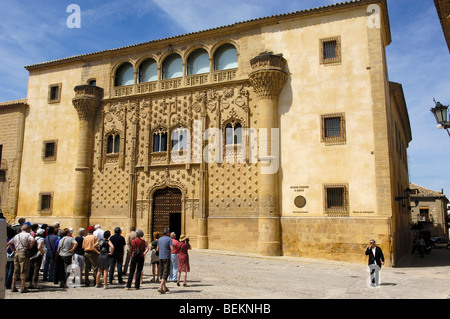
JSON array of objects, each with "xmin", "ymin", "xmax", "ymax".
[{"xmin": 150, "ymin": 0, "xmax": 339, "ymax": 33}]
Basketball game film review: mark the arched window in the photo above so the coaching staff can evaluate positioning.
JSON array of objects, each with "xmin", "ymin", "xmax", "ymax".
[
  {"xmin": 107, "ymin": 133, "xmax": 120, "ymax": 154},
  {"xmin": 225, "ymin": 121, "xmax": 242, "ymax": 145},
  {"xmin": 153, "ymin": 128, "xmax": 168, "ymax": 152},
  {"xmin": 139, "ymin": 58, "xmax": 158, "ymax": 83},
  {"xmin": 115, "ymin": 62, "xmax": 134, "ymax": 86},
  {"xmin": 162, "ymin": 54, "xmax": 183, "ymax": 79},
  {"xmin": 214, "ymin": 44, "xmax": 238, "ymax": 71},
  {"xmin": 88, "ymin": 79, "xmax": 97, "ymax": 86},
  {"xmin": 187, "ymin": 49, "xmax": 209, "ymax": 75}
]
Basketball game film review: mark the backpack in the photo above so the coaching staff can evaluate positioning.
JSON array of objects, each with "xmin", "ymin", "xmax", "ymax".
[
  {"xmin": 133, "ymin": 238, "xmax": 143, "ymax": 258},
  {"xmin": 99, "ymin": 239, "xmax": 110, "ymax": 253}
]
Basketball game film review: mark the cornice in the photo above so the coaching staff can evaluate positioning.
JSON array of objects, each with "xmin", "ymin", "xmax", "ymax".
[{"xmin": 101, "ymin": 78, "xmax": 250, "ymax": 104}]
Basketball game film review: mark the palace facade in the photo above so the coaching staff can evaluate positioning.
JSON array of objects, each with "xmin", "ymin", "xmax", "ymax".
[{"xmin": 2, "ymin": 0, "xmax": 413, "ymax": 265}]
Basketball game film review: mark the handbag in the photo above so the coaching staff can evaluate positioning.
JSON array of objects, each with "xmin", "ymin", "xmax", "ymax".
[
  {"xmin": 28, "ymin": 241, "xmax": 38, "ymax": 258},
  {"xmin": 19, "ymin": 234, "xmax": 37, "ymax": 258}
]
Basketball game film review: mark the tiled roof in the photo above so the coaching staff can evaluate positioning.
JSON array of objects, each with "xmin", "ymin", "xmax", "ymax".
[
  {"xmin": 0, "ymin": 99, "xmax": 28, "ymax": 107},
  {"xmin": 410, "ymin": 183, "xmax": 446, "ymax": 198}
]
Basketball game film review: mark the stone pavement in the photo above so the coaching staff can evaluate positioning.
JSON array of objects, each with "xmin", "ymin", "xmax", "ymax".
[{"xmin": 4, "ymin": 247, "xmax": 450, "ymax": 299}]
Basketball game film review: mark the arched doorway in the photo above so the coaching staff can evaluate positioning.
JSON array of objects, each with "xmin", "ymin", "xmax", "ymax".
[{"xmin": 152, "ymin": 187, "xmax": 182, "ymax": 240}]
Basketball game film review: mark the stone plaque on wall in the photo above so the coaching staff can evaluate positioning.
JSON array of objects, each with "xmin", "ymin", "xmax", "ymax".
[{"xmin": 290, "ymin": 186, "xmax": 309, "ymax": 214}]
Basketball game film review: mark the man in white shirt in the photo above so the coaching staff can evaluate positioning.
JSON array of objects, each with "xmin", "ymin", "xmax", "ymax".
[
  {"xmin": 93, "ymin": 224, "xmax": 105, "ymax": 241},
  {"xmin": 365, "ymin": 239, "xmax": 385, "ymax": 288},
  {"xmin": 7, "ymin": 224, "xmax": 35, "ymax": 293}
]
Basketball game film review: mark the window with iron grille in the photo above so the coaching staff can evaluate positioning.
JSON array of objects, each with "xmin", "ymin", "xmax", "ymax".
[
  {"xmin": 324, "ymin": 40, "xmax": 337, "ymax": 59},
  {"xmin": 324, "ymin": 184, "xmax": 349, "ymax": 216},
  {"xmin": 48, "ymin": 83, "xmax": 62, "ymax": 103},
  {"xmin": 42, "ymin": 140, "xmax": 57, "ymax": 162},
  {"xmin": 321, "ymin": 113, "xmax": 346, "ymax": 145},
  {"xmin": 320, "ymin": 36, "xmax": 341, "ymax": 65},
  {"xmin": 324, "ymin": 117, "xmax": 341, "ymax": 137},
  {"xmin": 38, "ymin": 192, "xmax": 53, "ymax": 214}
]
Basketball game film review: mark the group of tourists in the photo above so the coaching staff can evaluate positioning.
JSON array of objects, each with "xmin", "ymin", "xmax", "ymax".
[{"xmin": 5, "ymin": 218, "xmax": 191, "ymax": 294}]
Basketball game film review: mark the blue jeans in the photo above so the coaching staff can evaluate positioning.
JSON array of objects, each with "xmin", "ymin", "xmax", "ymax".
[
  {"xmin": 109, "ymin": 254, "xmax": 124, "ymax": 283},
  {"xmin": 126, "ymin": 256, "xmax": 144, "ymax": 289},
  {"xmin": 169, "ymin": 253, "xmax": 178, "ymax": 281},
  {"xmin": 5, "ymin": 261, "xmax": 14, "ymax": 289},
  {"xmin": 43, "ymin": 250, "xmax": 55, "ymax": 281}
]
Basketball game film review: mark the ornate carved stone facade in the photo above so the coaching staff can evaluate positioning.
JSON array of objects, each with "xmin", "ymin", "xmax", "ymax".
[{"xmin": 89, "ymin": 81, "xmax": 260, "ymax": 246}]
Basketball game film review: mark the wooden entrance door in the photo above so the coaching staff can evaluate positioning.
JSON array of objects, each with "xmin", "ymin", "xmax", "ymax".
[{"xmin": 152, "ymin": 187, "xmax": 182, "ymax": 239}]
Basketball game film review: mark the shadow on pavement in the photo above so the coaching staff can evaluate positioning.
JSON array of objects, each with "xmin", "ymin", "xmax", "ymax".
[{"xmin": 395, "ymin": 247, "xmax": 450, "ymax": 268}]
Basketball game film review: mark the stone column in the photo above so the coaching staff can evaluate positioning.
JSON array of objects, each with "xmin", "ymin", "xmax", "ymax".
[
  {"xmin": 197, "ymin": 98, "xmax": 209, "ymax": 249},
  {"xmin": 72, "ymin": 85, "xmax": 104, "ymax": 231},
  {"xmin": 249, "ymin": 52, "xmax": 287, "ymax": 256}
]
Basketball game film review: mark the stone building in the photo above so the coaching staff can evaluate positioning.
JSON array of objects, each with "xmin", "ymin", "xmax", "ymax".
[
  {"xmin": 410, "ymin": 183, "xmax": 449, "ymax": 239},
  {"xmin": 435, "ymin": 0, "xmax": 450, "ymax": 54},
  {"xmin": 6, "ymin": 0, "xmax": 413, "ymax": 265},
  {"xmin": 0, "ymin": 99, "xmax": 27, "ymax": 222}
]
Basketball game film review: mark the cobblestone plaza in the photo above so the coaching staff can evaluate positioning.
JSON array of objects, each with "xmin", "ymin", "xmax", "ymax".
[{"xmin": 5, "ymin": 248, "xmax": 450, "ymax": 300}]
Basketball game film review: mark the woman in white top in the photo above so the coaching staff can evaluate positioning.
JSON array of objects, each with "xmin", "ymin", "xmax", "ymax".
[
  {"xmin": 57, "ymin": 228, "xmax": 78, "ymax": 288},
  {"xmin": 29, "ymin": 228, "xmax": 46, "ymax": 288}
]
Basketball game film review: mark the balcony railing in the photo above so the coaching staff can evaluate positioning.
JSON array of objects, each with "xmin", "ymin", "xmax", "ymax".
[
  {"xmin": 160, "ymin": 78, "xmax": 182, "ymax": 91},
  {"xmin": 136, "ymin": 82, "xmax": 157, "ymax": 94},
  {"xmin": 186, "ymin": 74, "xmax": 209, "ymax": 87},
  {"xmin": 112, "ymin": 68, "xmax": 238, "ymax": 98},
  {"xmin": 213, "ymin": 69, "xmax": 237, "ymax": 82}
]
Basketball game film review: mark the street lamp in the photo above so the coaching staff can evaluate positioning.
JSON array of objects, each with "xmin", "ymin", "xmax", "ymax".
[
  {"xmin": 395, "ymin": 187, "xmax": 412, "ymax": 201},
  {"xmin": 430, "ymin": 99, "xmax": 450, "ymax": 136}
]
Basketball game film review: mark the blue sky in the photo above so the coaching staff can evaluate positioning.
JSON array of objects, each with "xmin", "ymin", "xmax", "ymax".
[{"xmin": 0, "ymin": 0, "xmax": 449, "ymax": 196}]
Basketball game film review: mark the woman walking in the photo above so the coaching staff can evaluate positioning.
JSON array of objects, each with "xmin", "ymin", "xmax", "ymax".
[
  {"xmin": 96, "ymin": 230, "xmax": 114, "ymax": 288},
  {"xmin": 125, "ymin": 229, "xmax": 148, "ymax": 290},
  {"xmin": 150, "ymin": 232, "xmax": 160, "ymax": 282},
  {"xmin": 176, "ymin": 235, "xmax": 191, "ymax": 287}
]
